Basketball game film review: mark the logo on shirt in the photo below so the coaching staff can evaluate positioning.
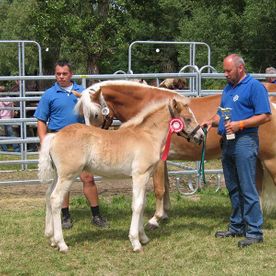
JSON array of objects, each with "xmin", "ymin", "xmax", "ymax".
[{"xmin": 233, "ymin": 95, "xmax": 239, "ymax": 102}]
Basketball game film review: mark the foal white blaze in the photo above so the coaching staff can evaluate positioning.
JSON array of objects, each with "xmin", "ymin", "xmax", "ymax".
[{"xmin": 39, "ymin": 98, "xmax": 203, "ymax": 252}]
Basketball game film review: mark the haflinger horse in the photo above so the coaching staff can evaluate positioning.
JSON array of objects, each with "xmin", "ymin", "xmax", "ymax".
[
  {"xmin": 75, "ymin": 80, "xmax": 276, "ymax": 228},
  {"xmin": 263, "ymin": 82, "xmax": 276, "ymax": 102},
  {"xmin": 39, "ymin": 96, "xmax": 204, "ymax": 253}
]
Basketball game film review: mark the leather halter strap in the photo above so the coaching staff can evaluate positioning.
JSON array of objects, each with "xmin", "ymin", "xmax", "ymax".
[{"xmin": 99, "ymin": 93, "xmax": 113, "ymax": 129}]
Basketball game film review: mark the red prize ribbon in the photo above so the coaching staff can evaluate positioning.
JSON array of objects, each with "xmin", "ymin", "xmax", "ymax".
[{"xmin": 161, "ymin": 118, "xmax": 184, "ymax": 161}]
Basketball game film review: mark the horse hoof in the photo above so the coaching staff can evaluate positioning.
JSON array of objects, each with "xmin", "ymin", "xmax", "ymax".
[
  {"xmin": 146, "ymin": 222, "xmax": 159, "ymax": 230},
  {"xmin": 140, "ymin": 236, "xmax": 150, "ymax": 245},
  {"xmin": 133, "ymin": 246, "xmax": 144, "ymax": 253},
  {"xmin": 58, "ymin": 244, "xmax": 69, "ymax": 253},
  {"xmin": 161, "ymin": 214, "xmax": 169, "ymax": 220}
]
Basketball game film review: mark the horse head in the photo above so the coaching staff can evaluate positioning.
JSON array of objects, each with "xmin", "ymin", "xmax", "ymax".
[
  {"xmin": 169, "ymin": 97, "xmax": 204, "ymax": 145},
  {"xmin": 159, "ymin": 78, "xmax": 188, "ymax": 90},
  {"xmin": 74, "ymin": 87, "xmax": 114, "ymax": 129}
]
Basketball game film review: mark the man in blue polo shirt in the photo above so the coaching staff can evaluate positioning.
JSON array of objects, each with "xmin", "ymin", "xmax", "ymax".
[
  {"xmin": 34, "ymin": 60, "xmax": 107, "ymax": 229},
  {"xmin": 202, "ymin": 54, "xmax": 271, "ymax": 247}
]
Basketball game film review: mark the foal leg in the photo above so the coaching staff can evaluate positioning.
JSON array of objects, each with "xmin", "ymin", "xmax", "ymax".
[
  {"xmin": 138, "ymin": 191, "xmax": 150, "ymax": 245},
  {"xmin": 45, "ymin": 178, "xmax": 57, "ymax": 247},
  {"xmin": 51, "ymin": 178, "xmax": 73, "ymax": 252},
  {"xmin": 163, "ymin": 161, "xmax": 171, "ymax": 214},
  {"xmin": 147, "ymin": 160, "xmax": 170, "ymax": 229},
  {"xmin": 129, "ymin": 173, "xmax": 149, "ymax": 252}
]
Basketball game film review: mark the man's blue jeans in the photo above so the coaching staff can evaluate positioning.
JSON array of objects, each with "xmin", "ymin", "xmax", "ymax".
[{"xmin": 221, "ymin": 132, "xmax": 263, "ymax": 239}]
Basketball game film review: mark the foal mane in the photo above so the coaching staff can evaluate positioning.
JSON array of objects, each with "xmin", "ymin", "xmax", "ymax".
[{"xmin": 120, "ymin": 95, "xmax": 190, "ymax": 129}]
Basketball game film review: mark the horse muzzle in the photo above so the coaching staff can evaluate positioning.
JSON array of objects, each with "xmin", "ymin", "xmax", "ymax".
[{"xmin": 177, "ymin": 125, "xmax": 204, "ymax": 145}]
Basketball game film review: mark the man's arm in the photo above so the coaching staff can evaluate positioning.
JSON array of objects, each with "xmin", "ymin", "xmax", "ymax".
[
  {"xmin": 37, "ymin": 120, "xmax": 48, "ymax": 144},
  {"xmin": 201, "ymin": 113, "xmax": 220, "ymax": 131},
  {"xmin": 226, "ymin": 113, "xmax": 271, "ymax": 133}
]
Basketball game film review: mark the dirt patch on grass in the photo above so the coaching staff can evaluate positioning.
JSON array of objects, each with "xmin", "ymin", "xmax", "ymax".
[
  {"xmin": 0, "ymin": 169, "xmax": 222, "ymax": 207},
  {"xmin": 0, "ymin": 170, "xmax": 155, "ymax": 200}
]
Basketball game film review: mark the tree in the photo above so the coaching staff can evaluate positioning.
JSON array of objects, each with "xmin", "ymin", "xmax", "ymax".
[{"xmin": 242, "ymin": 0, "xmax": 276, "ymax": 72}]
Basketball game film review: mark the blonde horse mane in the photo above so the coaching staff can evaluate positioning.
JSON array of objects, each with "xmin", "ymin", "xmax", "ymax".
[{"xmin": 74, "ymin": 86, "xmax": 103, "ymax": 121}]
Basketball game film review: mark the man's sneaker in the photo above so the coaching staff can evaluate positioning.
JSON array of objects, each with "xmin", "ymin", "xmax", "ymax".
[
  {"xmin": 62, "ymin": 216, "xmax": 73, "ymax": 229},
  {"xmin": 92, "ymin": 215, "xmax": 108, "ymax": 228},
  {"xmin": 215, "ymin": 230, "xmax": 244, "ymax": 238},
  {"xmin": 238, "ymin": 237, "xmax": 263, "ymax": 248}
]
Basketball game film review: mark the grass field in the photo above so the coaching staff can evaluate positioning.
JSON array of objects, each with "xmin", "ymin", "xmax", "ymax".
[{"xmin": 1, "ymin": 189, "xmax": 276, "ymax": 275}]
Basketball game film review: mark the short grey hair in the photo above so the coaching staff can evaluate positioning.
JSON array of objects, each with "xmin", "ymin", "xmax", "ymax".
[{"xmin": 265, "ymin": 67, "xmax": 276, "ymax": 74}]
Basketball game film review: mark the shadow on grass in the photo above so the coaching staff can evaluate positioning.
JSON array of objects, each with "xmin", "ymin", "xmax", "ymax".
[
  {"xmin": 62, "ymin": 192, "xmax": 276, "ymax": 248},
  {"xmin": 64, "ymin": 199, "xmax": 229, "ymax": 246}
]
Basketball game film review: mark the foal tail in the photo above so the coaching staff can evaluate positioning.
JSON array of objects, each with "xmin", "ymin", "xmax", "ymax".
[{"xmin": 38, "ymin": 133, "xmax": 56, "ymax": 183}]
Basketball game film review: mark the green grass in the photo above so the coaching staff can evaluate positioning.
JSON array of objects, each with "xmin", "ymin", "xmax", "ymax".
[{"xmin": 1, "ymin": 190, "xmax": 276, "ymax": 275}]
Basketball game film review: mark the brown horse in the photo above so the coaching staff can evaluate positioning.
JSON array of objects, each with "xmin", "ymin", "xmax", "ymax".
[
  {"xmin": 159, "ymin": 78, "xmax": 188, "ymax": 90},
  {"xmin": 75, "ymin": 80, "xmax": 276, "ymax": 227},
  {"xmin": 263, "ymin": 82, "xmax": 276, "ymax": 102},
  {"xmin": 39, "ymin": 97, "xmax": 203, "ymax": 252}
]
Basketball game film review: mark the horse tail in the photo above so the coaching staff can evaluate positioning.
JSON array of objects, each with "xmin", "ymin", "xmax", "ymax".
[{"xmin": 38, "ymin": 133, "xmax": 56, "ymax": 183}]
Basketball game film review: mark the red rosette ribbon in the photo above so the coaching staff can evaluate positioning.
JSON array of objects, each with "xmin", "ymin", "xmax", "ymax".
[{"xmin": 161, "ymin": 118, "xmax": 184, "ymax": 161}]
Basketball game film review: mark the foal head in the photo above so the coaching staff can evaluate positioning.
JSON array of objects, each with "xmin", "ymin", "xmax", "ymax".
[
  {"xmin": 169, "ymin": 97, "xmax": 204, "ymax": 144},
  {"xmin": 120, "ymin": 96, "xmax": 204, "ymax": 145}
]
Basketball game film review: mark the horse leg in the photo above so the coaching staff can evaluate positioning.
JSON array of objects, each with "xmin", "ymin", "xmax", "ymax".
[
  {"xmin": 50, "ymin": 178, "xmax": 73, "ymax": 253},
  {"xmin": 138, "ymin": 191, "xmax": 150, "ymax": 245},
  {"xmin": 260, "ymin": 158, "xmax": 276, "ymax": 212},
  {"xmin": 147, "ymin": 160, "xmax": 170, "ymax": 229},
  {"xmin": 163, "ymin": 161, "xmax": 171, "ymax": 214},
  {"xmin": 129, "ymin": 173, "xmax": 150, "ymax": 252},
  {"xmin": 45, "ymin": 178, "xmax": 57, "ymax": 247}
]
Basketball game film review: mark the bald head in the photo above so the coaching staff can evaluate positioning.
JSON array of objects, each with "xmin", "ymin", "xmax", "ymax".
[
  {"xmin": 224, "ymin": 54, "xmax": 245, "ymax": 67},
  {"xmin": 223, "ymin": 54, "xmax": 246, "ymax": 86}
]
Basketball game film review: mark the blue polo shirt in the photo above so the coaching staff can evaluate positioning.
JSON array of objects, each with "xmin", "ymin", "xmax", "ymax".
[
  {"xmin": 217, "ymin": 74, "xmax": 271, "ymax": 136},
  {"xmin": 34, "ymin": 82, "xmax": 84, "ymax": 131}
]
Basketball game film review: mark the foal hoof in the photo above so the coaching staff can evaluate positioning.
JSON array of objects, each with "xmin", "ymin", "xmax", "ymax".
[
  {"xmin": 146, "ymin": 222, "xmax": 159, "ymax": 230},
  {"xmin": 133, "ymin": 246, "xmax": 144, "ymax": 253},
  {"xmin": 58, "ymin": 244, "xmax": 69, "ymax": 253},
  {"xmin": 140, "ymin": 235, "xmax": 150, "ymax": 245}
]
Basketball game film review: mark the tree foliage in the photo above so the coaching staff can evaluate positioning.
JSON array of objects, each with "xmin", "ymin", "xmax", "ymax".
[{"xmin": 0, "ymin": 0, "xmax": 275, "ymax": 75}]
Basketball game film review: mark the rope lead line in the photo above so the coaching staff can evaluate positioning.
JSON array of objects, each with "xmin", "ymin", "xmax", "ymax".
[{"xmin": 198, "ymin": 127, "xmax": 208, "ymax": 185}]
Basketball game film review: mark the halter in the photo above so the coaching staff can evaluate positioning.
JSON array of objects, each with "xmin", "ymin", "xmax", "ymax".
[{"xmin": 98, "ymin": 93, "xmax": 113, "ymax": 129}]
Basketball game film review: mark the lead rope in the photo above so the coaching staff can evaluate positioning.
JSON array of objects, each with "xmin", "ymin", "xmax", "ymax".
[{"xmin": 198, "ymin": 126, "xmax": 208, "ymax": 186}]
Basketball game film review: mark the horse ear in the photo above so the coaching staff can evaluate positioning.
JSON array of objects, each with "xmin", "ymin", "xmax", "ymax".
[
  {"xmin": 171, "ymin": 98, "xmax": 179, "ymax": 111},
  {"xmin": 90, "ymin": 88, "xmax": 101, "ymax": 102}
]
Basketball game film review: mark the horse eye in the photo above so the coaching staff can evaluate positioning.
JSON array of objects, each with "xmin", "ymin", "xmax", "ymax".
[
  {"xmin": 185, "ymin": 118, "xmax": 192, "ymax": 124},
  {"xmin": 95, "ymin": 113, "xmax": 98, "ymax": 119}
]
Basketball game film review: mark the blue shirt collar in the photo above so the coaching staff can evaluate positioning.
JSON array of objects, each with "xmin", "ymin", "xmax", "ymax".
[{"xmin": 227, "ymin": 74, "xmax": 251, "ymax": 90}]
